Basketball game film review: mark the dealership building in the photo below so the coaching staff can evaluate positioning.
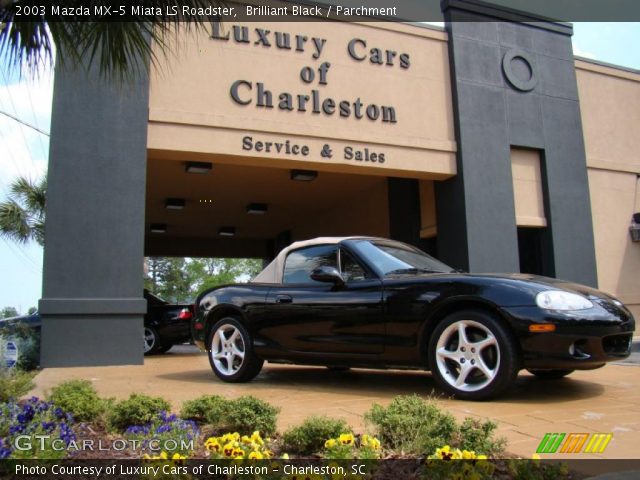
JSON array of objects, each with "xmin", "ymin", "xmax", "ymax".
[{"xmin": 39, "ymin": 1, "xmax": 640, "ymax": 366}]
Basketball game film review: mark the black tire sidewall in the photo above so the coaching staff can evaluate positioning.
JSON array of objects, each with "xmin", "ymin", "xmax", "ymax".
[
  {"xmin": 428, "ymin": 310, "xmax": 519, "ymax": 400},
  {"xmin": 207, "ymin": 316, "xmax": 263, "ymax": 382}
]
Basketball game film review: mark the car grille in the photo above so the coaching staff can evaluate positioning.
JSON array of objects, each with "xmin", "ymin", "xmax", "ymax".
[{"xmin": 602, "ymin": 333, "xmax": 633, "ymax": 356}]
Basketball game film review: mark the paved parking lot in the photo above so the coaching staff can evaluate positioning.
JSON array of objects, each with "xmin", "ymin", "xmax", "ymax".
[{"xmin": 32, "ymin": 344, "xmax": 640, "ymax": 463}]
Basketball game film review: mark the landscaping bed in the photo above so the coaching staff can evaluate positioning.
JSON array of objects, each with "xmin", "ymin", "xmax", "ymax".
[{"xmin": 0, "ymin": 375, "xmax": 578, "ymax": 479}]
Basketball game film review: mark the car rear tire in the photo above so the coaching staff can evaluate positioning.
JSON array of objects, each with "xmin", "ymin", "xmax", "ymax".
[
  {"xmin": 428, "ymin": 310, "xmax": 519, "ymax": 400},
  {"xmin": 527, "ymin": 369, "xmax": 574, "ymax": 379},
  {"xmin": 144, "ymin": 327, "xmax": 161, "ymax": 355},
  {"xmin": 207, "ymin": 317, "xmax": 263, "ymax": 383}
]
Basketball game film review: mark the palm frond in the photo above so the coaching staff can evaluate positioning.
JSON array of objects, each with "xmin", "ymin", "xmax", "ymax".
[
  {"xmin": 1, "ymin": 0, "xmax": 223, "ymax": 80},
  {"xmin": 10, "ymin": 176, "xmax": 46, "ymax": 216},
  {"xmin": 0, "ymin": 198, "xmax": 32, "ymax": 244}
]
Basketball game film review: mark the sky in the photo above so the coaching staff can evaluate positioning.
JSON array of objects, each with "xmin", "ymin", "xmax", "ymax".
[{"xmin": 1, "ymin": 22, "xmax": 639, "ymax": 314}]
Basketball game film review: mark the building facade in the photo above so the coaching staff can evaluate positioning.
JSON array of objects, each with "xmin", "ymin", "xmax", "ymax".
[{"xmin": 39, "ymin": 1, "xmax": 640, "ymax": 366}]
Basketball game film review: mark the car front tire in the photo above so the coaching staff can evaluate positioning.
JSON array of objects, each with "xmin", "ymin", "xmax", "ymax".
[
  {"xmin": 428, "ymin": 310, "xmax": 519, "ymax": 400},
  {"xmin": 207, "ymin": 317, "xmax": 264, "ymax": 383}
]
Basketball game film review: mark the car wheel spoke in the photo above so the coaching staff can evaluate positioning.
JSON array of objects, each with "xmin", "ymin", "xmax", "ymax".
[
  {"xmin": 436, "ymin": 347, "xmax": 460, "ymax": 362},
  {"xmin": 455, "ymin": 363, "xmax": 472, "ymax": 387},
  {"xmin": 457, "ymin": 322, "xmax": 470, "ymax": 345},
  {"xmin": 473, "ymin": 335, "xmax": 497, "ymax": 352},
  {"xmin": 476, "ymin": 357, "xmax": 495, "ymax": 380}
]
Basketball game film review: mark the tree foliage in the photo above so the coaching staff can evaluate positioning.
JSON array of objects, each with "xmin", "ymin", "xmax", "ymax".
[
  {"xmin": 0, "ymin": 0, "xmax": 216, "ymax": 80},
  {"xmin": 0, "ymin": 175, "xmax": 46, "ymax": 246},
  {"xmin": 1, "ymin": 306, "xmax": 19, "ymax": 319},
  {"xmin": 144, "ymin": 257, "xmax": 263, "ymax": 302}
]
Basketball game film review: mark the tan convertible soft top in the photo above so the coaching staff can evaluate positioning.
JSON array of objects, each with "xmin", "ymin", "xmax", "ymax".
[{"xmin": 252, "ymin": 236, "xmax": 369, "ymax": 284}]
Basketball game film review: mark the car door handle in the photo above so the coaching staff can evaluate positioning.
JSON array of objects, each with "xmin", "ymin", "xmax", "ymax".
[{"xmin": 275, "ymin": 295, "xmax": 293, "ymax": 304}]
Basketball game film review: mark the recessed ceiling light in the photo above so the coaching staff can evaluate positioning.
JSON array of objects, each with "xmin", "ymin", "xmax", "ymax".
[
  {"xmin": 150, "ymin": 223, "xmax": 167, "ymax": 233},
  {"xmin": 185, "ymin": 162, "xmax": 213, "ymax": 174},
  {"xmin": 219, "ymin": 227, "xmax": 236, "ymax": 237},
  {"xmin": 246, "ymin": 203, "xmax": 268, "ymax": 215},
  {"xmin": 165, "ymin": 198, "xmax": 185, "ymax": 210},
  {"xmin": 290, "ymin": 169, "xmax": 318, "ymax": 181}
]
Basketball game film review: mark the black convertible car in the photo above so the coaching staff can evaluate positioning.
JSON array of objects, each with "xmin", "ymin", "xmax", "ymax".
[{"xmin": 192, "ymin": 237, "xmax": 635, "ymax": 400}]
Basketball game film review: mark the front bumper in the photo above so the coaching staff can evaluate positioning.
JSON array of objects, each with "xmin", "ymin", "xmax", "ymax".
[{"xmin": 503, "ymin": 305, "xmax": 635, "ymax": 370}]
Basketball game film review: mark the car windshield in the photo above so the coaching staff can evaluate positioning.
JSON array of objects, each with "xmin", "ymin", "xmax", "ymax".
[{"xmin": 352, "ymin": 240, "xmax": 454, "ymax": 276}]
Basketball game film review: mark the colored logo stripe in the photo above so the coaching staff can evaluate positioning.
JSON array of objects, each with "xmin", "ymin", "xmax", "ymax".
[
  {"xmin": 584, "ymin": 433, "xmax": 613, "ymax": 454},
  {"xmin": 560, "ymin": 433, "xmax": 589, "ymax": 453},
  {"xmin": 537, "ymin": 433, "xmax": 566, "ymax": 453}
]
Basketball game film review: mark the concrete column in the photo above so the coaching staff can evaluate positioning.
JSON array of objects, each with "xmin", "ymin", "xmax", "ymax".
[
  {"xmin": 40, "ymin": 59, "xmax": 149, "ymax": 367},
  {"xmin": 438, "ymin": 0, "xmax": 597, "ymax": 286}
]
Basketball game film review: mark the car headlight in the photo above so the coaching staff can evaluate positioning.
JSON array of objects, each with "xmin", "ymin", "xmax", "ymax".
[{"xmin": 536, "ymin": 291, "xmax": 594, "ymax": 311}]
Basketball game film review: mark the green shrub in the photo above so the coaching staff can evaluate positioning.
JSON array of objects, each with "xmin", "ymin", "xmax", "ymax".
[
  {"xmin": 48, "ymin": 379, "xmax": 110, "ymax": 423},
  {"xmin": 453, "ymin": 417, "xmax": 505, "ymax": 455},
  {"xmin": 0, "ymin": 368, "xmax": 35, "ymax": 402},
  {"xmin": 203, "ymin": 395, "xmax": 279, "ymax": 436},
  {"xmin": 107, "ymin": 393, "xmax": 171, "ymax": 431},
  {"xmin": 365, "ymin": 395, "xmax": 457, "ymax": 455},
  {"xmin": 365, "ymin": 395, "xmax": 505, "ymax": 456},
  {"xmin": 180, "ymin": 394, "xmax": 227, "ymax": 423},
  {"xmin": 282, "ymin": 415, "xmax": 350, "ymax": 454}
]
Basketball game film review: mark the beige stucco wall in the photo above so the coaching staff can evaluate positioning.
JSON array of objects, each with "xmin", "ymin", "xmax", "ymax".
[
  {"xmin": 511, "ymin": 148, "xmax": 546, "ymax": 227},
  {"xmin": 292, "ymin": 180, "xmax": 389, "ymax": 240},
  {"xmin": 148, "ymin": 20, "xmax": 456, "ymax": 179},
  {"xmin": 576, "ymin": 59, "xmax": 640, "ymax": 318}
]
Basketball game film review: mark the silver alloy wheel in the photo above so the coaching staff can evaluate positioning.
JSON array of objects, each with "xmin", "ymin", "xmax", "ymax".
[
  {"xmin": 144, "ymin": 327, "xmax": 156, "ymax": 353},
  {"xmin": 210, "ymin": 324, "xmax": 246, "ymax": 376},
  {"xmin": 435, "ymin": 319, "xmax": 500, "ymax": 392}
]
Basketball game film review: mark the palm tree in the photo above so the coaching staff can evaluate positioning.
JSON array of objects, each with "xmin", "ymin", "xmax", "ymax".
[
  {"xmin": 0, "ymin": 175, "xmax": 46, "ymax": 246},
  {"xmin": 0, "ymin": 0, "xmax": 215, "ymax": 79}
]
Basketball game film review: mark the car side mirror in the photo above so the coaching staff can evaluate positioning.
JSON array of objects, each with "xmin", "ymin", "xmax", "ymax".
[{"xmin": 311, "ymin": 266, "xmax": 345, "ymax": 287}]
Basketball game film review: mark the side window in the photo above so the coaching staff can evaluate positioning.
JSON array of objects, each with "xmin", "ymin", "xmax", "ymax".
[
  {"xmin": 340, "ymin": 249, "xmax": 368, "ymax": 282},
  {"xmin": 283, "ymin": 245, "xmax": 338, "ymax": 284}
]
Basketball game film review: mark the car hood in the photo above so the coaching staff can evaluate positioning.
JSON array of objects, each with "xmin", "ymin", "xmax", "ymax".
[
  {"xmin": 384, "ymin": 271, "xmax": 620, "ymax": 306},
  {"xmin": 473, "ymin": 273, "xmax": 613, "ymax": 299}
]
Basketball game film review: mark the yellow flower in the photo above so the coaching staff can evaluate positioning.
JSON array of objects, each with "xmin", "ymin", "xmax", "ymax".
[
  {"xmin": 338, "ymin": 433, "xmax": 355, "ymax": 445},
  {"xmin": 368, "ymin": 437, "xmax": 381, "ymax": 450},
  {"xmin": 461, "ymin": 449, "xmax": 477, "ymax": 460},
  {"xmin": 223, "ymin": 442, "xmax": 236, "ymax": 457},
  {"xmin": 232, "ymin": 448, "xmax": 245, "ymax": 458},
  {"xmin": 435, "ymin": 445, "xmax": 454, "ymax": 460},
  {"xmin": 280, "ymin": 453, "xmax": 290, "ymax": 459},
  {"xmin": 325, "ymin": 438, "xmax": 337, "ymax": 449},
  {"xmin": 248, "ymin": 451, "xmax": 264, "ymax": 460},
  {"xmin": 159, "ymin": 451, "xmax": 168, "ymax": 459},
  {"xmin": 532, "ymin": 453, "xmax": 541, "ymax": 461},
  {"xmin": 205, "ymin": 438, "xmax": 221, "ymax": 452},
  {"xmin": 251, "ymin": 431, "xmax": 264, "ymax": 445}
]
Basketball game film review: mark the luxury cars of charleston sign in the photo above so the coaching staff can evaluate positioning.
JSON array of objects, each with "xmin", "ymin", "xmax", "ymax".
[{"xmin": 211, "ymin": 23, "xmax": 411, "ymax": 164}]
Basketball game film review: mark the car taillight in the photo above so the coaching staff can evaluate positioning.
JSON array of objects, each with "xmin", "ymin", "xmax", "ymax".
[{"xmin": 178, "ymin": 308, "xmax": 192, "ymax": 321}]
